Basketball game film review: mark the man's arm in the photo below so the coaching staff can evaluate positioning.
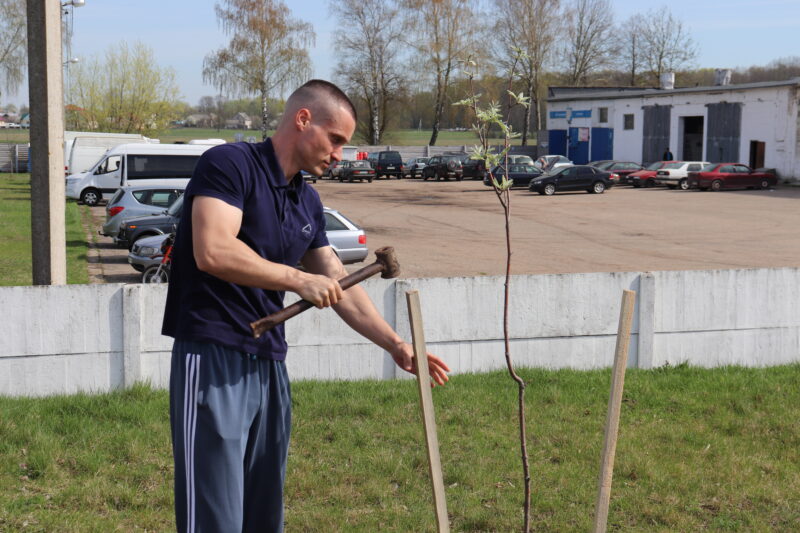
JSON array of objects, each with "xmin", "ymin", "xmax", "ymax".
[
  {"xmin": 192, "ymin": 195, "xmax": 343, "ymax": 308},
  {"xmin": 301, "ymin": 246, "xmax": 450, "ymax": 386}
]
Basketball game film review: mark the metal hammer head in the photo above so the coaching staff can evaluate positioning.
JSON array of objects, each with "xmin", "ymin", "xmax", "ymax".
[{"xmin": 374, "ymin": 246, "xmax": 400, "ymax": 279}]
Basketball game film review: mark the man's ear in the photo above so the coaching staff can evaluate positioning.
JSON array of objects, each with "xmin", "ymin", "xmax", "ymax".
[{"xmin": 296, "ymin": 108, "xmax": 312, "ymax": 130}]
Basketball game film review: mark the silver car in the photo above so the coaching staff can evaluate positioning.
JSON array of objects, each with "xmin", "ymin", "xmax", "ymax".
[
  {"xmin": 127, "ymin": 207, "xmax": 368, "ymax": 274},
  {"xmin": 101, "ymin": 185, "xmax": 184, "ymax": 238}
]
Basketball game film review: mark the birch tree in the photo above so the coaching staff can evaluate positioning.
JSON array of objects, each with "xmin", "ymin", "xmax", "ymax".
[
  {"xmin": 203, "ymin": 0, "xmax": 314, "ymax": 140},
  {"xmin": 402, "ymin": 0, "xmax": 482, "ymax": 146},
  {"xmin": 330, "ymin": 0, "xmax": 403, "ymax": 145},
  {"xmin": 493, "ymin": 0, "xmax": 563, "ymax": 142}
]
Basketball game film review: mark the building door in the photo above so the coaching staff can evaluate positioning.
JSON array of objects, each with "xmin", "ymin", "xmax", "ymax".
[
  {"xmin": 591, "ymin": 127, "xmax": 613, "ymax": 161},
  {"xmin": 749, "ymin": 141, "xmax": 765, "ymax": 169},
  {"xmin": 548, "ymin": 129, "xmax": 567, "ymax": 156},
  {"xmin": 680, "ymin": 116, "xmax": 704, "ymax": 161},
  {"xmin": 641, "ymin": 105, "xmax": 671, "ymax": 164},
  {"xmin": 706, "ymin": 102, "xmax": 742, "ymax": 163},
  {"xmin": 568, "ymin": 127, "xmax": 590, "ymax": 164}
]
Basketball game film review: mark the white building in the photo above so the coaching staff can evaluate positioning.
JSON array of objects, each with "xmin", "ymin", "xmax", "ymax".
[{"xmin": 545, "ymin": 75, "xmax": 800, "ymax": 181}]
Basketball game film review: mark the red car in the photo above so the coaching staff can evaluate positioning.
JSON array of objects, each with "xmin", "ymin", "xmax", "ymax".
[
  {"xmin": 687, "ymin": 163, "xmax": 777, "ymax": 191},
  {"xmin": 628, "ymin": 161, "xmax": 670, "ymax": 188}
]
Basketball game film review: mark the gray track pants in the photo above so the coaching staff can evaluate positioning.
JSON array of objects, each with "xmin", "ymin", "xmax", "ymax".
[{"xmin": 169, "ymin": 340, "xmax": 291, "ymax": 533}]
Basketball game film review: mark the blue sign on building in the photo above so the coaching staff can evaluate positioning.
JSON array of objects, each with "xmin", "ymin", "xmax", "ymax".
[
  {"xmin": 550, "ymin": 111, "xmax": 567, "ymax": 119},
  {"xmin": 571, "ymin": 109, "xmax": 592, "ymax": 118}
]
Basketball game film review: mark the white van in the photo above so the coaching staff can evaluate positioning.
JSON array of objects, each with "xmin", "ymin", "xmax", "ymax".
[
  {"xmin": 65, "ymin": 143, "xmax": 217, "ymax": 206},
  {"xmin": 64, "ymin": 131, "xmax": 158, "ymax": 176}
]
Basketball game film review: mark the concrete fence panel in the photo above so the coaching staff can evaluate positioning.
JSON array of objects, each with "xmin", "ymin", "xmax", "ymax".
[{"xmin": 1, "ymin": 267, "xmax": 799, "ymax": 397}]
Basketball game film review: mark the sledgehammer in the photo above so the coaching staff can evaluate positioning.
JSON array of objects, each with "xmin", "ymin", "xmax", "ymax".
[{"xmin": 250, "ymin": 246, "xmax": 401, "ymax": 338}]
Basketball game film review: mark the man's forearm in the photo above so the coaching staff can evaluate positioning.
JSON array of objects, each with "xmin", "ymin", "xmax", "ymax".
[{"xmin": 333, "ymin": 285, "xmax": 404, "ymax": 352}]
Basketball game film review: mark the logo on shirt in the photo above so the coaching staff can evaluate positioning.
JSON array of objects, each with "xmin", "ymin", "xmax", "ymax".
[{"xmin": 301, "ymin": 223, "xmax": 313, "ymax": 237}]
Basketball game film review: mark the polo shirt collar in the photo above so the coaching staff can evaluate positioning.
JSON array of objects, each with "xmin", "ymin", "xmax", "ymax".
[{"xmin": 259, "ymin": 137, "xmax": 305, "ymax": 193}]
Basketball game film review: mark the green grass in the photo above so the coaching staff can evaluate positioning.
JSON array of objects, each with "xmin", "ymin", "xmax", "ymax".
[
  {"xmin": 0, "ymin": 173, "xmax": 89, "ymax": 286},
  {"xmin": 1, "ymin": 366, "xmax": 799, "ymax": 531},
  {"xmin": 381, "ymin": 128, "xmax": 529, "ymax": 147},
  {"xmin": 0, "ymin": 129, "xmax": 29, "ymax": 145},
  {"xmin": 0, "ymin": 127, "xmax": 532, "ymax": 147}
]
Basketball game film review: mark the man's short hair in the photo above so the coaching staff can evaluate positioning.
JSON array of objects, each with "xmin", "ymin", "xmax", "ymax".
[{"xmin": 285, "ymin": 80, "xmax": 357, "ymax": 123}]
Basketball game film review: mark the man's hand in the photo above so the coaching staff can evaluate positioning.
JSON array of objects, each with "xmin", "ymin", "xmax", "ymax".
[
  {"xmin": 389, "ymin": 342, "xmax": 450, "ymax": 387},
  {"xmin": 297, "ymin": 272, "xmax": 343, "ymax": 309}
]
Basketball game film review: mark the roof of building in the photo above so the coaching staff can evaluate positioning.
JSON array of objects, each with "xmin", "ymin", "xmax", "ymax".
[{"xmin": 547, "ymin": 77, "xmax": 800, "ymax": 103}]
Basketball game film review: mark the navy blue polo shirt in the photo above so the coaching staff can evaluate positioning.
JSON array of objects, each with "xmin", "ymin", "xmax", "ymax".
[{"xmin": 162, "ymin": 139, "xmax": 329, "ymax": 360}]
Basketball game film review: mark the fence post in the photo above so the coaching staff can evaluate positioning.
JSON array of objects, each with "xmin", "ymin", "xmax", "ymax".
[
  {"xmin": 122, "ymin": 284, "xmax": 143, "ymax": 387},
  {"xmin": 637, "ymin": 272, "xmax": 656, "ymax": 369}
]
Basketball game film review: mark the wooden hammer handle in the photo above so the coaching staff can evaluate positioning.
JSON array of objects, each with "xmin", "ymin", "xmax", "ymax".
[{"xmin": 250, "ymin": 262, "xmax": 384, "ymax": 338}]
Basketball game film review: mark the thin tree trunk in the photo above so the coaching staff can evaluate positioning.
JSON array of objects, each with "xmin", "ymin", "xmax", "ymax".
[
  {"xmin": 261, "ymin": 86, "xmax": 268, "ymax": 141},
  {"xmin": 521, "ymin": 78, "xmax": 534, "ymax": 146}
]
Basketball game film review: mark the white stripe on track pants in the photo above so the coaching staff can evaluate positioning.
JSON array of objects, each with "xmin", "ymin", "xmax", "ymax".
[{"xmin": 169, "ymin": 340, "xmax": 291, "ymax": 533}]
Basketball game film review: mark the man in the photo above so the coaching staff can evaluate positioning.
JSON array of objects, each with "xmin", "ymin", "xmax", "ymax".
[
  {"xmin": 662, "ymin": 147, "xmax": 674, "ymax": 161},
  {"xmin": 162, "ymin": 79, "xmax": 450, "ymax": 533}
]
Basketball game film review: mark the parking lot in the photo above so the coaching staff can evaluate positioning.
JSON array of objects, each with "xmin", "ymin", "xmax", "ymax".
[
  {"xmin": 314, "ymin": 179, "xmax": 800, "ymax": 278},
  {"xmin": 86, "ymin": 179, "xmax": 800, "ymax": 282}
]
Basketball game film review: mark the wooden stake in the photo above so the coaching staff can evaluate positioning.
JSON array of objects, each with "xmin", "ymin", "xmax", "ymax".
[
  {"xmin": 593, "ymin": 289, "xmax": 636, "ymax": 533},
  {"xmin": 406, "ymin": 290, "xmax": 450, "ymax": 533}
]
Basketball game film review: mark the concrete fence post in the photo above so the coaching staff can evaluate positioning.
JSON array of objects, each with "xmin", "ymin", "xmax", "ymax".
[
  {"xmin": 637, "ymin": 273, "xmax": 656, "ymax": 369},
  {"xmin": 122, "ymin": 284, "xmax": 143, "ymax": 387},
  {"xmin": 387, "ymin": 279, "xmax": 415, "ymax": 380}
]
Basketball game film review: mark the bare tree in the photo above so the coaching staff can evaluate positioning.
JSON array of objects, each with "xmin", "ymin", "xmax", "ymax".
[
  {"xmin": 562, "ymin": 0, "xmax": 616, "ymax": 85},
  {"xmin": 493, "ymin": 0, "xmax": 563, "ymax": 142},
  {"xmin": 68, "ymin": 42, "xmax": 182, "ymax": 135},
  {"xmin": 0, "ymin": 0, "xmax": 26, "ymax": 97},
  {"xmin": 402, "ymin": 0, "xmax": 482, "ymax": 146},
  {"xmin": 638, "ymin": 6, "xmax": 697, "ymax": 83},
  {"xmin": 617, "ymin": 13, "xmax": 646, "ymax": 86},
  {"xmin": 330, "ymin": 0, "xmax": 403, "ymax": 145},
  {"xmin": 203, "ymin": 0, "xmax": 315, "ymax": 140}
]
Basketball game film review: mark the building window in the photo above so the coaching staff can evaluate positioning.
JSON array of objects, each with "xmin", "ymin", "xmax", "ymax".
[
  {"xmin": 599, "ymin": 107, "xmax": 608, "ymax": 123},
  {"xmin": 623, "ymin": 114, "xmax": 634, "ymax": 130}
]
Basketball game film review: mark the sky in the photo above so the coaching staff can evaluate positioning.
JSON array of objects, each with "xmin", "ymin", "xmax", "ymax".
[{"xmin": 8, "ymin": 0, "xmax": 800, "ymax": 107}]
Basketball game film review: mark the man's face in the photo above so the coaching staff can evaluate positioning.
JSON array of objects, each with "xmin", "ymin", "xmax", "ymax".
[{"xmin": 299, "ymin": 105, "xmax": 355, "ymax": 177}]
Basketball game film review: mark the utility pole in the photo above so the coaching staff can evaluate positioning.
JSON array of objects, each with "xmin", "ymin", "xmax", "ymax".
[{"xmin": 27, "ymin": 0, "xmax": 66, "ymax": 285}]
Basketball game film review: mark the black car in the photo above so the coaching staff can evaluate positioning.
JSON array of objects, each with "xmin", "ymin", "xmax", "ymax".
[
  {"xmin": 483, "ymin": 163, "xmax": 543, "ymax": 188},
  {"xmin": 422, "ymin": 154, "xmax": 463, "ymax": 181},
  {"xmin": 588, "ymin": 160, "xmax": 644, "ymax": 184},
  {"xmin": 528, "ymin": 165, "xmax": 615, "ymax": 196},
  {"xmin": 371, "ymin": 150, "xmax": 404, "ymax": 179},
  {"xmin": 459, "ymin": 153, "xmax": 487, "ymax": 180},
  {"xmin": 116, "ymin": 195, "xmax": 182, "ymax": 249}
]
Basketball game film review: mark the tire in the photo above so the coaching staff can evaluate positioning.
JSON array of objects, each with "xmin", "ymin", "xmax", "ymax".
[
  {"xmin": 537, "ymin": 191, "xmax": 545, "ymax": 195},
  {"xmin": 760, "ymin": 179, "xmax": 769, "ymax": 189},
  {"xmin": 543, "ymin": 183, "xmax": 556, "ymax": 196},
  {"xmin": 632, "ymin": 183, "xmax": 641, "ymax": 188},
  {"xmin": 338, "ymin": 176, "xmax": 344, "ymax": 182},
  {"xmin": 646, "ymin": 179, "xmax": 655, "ymax": 188},
  {"xmin": 368, "ymin": 177, "xmax": 373, "ymax": 183},
  {"xmin": 456, "ymin": 175, "xmax": 463, "ymax": 181},
  {"xmin": 711, "ymin": 180, "xmax": 722, "ymax": 192},
  {"xmin": 142, "ymin": 264, "xmax": 169, "ymax": 284},
  {"xmin": 348, "ymin": 177, "xmax": 354, "ymax": 182},
  {"xmin": 679, "ymin": 179, "xmax": 689, "ymax": 190},
  {"xmin": 80, "ymin": 188, "xmax": 101, "ymax": 206},
  {"xmin": 592, "ymin": 181, "xmax": 606, "ymax": 194}
]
